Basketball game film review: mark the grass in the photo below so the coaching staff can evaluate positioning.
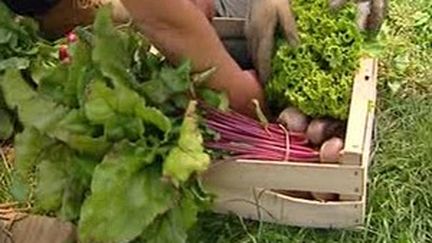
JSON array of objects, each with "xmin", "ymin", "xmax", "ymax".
[
  {"xmin": 0, "ymin": 142, "xmax": 13, "ymax": 203},
  {"xmin": 190, "ymin": 0, "xmax": 432, "ymax": 242}
]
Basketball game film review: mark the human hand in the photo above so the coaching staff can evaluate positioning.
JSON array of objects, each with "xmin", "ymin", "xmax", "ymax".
[
  {"xmin": 329, "ymin": 0, "xmax": 388, "ymax": 32},
  {"xmin": 245, "ymin": 0, "xmax": 300, "ymax": 85},
  {"xmin": 189, "ymin": 0, "xmax": 215, "ymax": 19}
]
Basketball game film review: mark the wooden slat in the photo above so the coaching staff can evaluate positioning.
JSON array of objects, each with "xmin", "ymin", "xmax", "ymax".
[
  {"xmin": 361, "ymin": 58, "xmax": 378, "ymax": 168},
  {"xmin": 203, "ymin": 160, "xmax": 364, "ymax": 196},
  {"xmin": 211, "ymin": 187, "xmax": 363, "ymax": 229},
  {"xmin": 0, "ymin": 215, "xmax": 77, "ymax": 243},
  {"xmin": 342, "ymin": 58, "xmax": 377, "ymax": 165},
  {"xmin": 359, "ymin": 58, "xmax": 379, "ymax": 220},
  {"xmin": 340, "ymin": 58, "xmax": 378, "ymax": 201}
]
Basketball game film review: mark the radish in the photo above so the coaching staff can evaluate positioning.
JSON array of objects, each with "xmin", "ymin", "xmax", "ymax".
[
  {"xmin": 277, "ymin": 107, "xmax": 310, "ymax": 133},
  {"xmin": 67, "ymin": 32, "xmax": 78, "ymax": 43},
  {"xmin": 306, "ymin": 118, "xmax": 346, "ymax": 145},
  {"xmin": 320, "ymin": 137, "xmax": 344, "ymax": 163},
  {"xmin": 202, "ymin": 105, "xmax": 320, "ymax": 162},
  {"xmin": 58, "ymin": 45, "xmax": 70, "ymax": 63}
]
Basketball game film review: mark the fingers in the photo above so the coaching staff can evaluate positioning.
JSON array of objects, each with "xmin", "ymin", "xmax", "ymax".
[
  {"xmin": 255, "ymin": 26, "xmax": 276, "ymax": 83},
  {"xmin": 356, "ymin": 0, "xmax": 371, "ymax": 31},
  {"xmin": 275, "ymin": 0, "xmax": 299, "ymax": 47},
  {"xmin": 366, "ymin": 0, "xmax": 388, "ymax": 31},
  {"xmin": 329, "ymin": 0, "xmax": 387, "ymax": 32},
  {"xmin": 245, "ymin": 0, "xmax": 278, "ymax": 84}
]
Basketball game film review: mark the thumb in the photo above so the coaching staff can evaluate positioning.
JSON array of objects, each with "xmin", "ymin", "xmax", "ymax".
[
  {"xmin": 356, "ymin": 1, "xmax": 371, "ymax": 31},
  {"xmin": 366, "ymin": 0, "xmax": 388, "ymax": 32},
  {"xmin": 245, "ymin": 0, "xmax": 278, "ymax": 84}
]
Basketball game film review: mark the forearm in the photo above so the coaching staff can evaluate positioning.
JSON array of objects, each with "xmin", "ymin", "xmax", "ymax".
[
  {"xmin": 120, "ymin": 0, "xmax": 264, "ymax": 115},
  {"xmin": 121, "ymin": 1, "xmax": 233, "ymax": 78}
]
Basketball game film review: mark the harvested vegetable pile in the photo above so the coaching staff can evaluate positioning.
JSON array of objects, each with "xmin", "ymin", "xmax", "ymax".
[
  {"xmin": 267, "ymin": 0, "xmax": 364, "ymax": 120},
  {"xmin": 0, "ymin": 5, "xmax": 218, "ymax": 243}
]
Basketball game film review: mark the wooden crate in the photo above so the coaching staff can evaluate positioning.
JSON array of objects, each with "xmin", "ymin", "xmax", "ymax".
[{"xmin": 204, "ymin": 18, "xmax": 378, "ymax": 229}]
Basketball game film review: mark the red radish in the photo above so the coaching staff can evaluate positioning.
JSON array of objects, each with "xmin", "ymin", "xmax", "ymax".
[
  {"xmin": 320, "ymin": 137, "xmax": 344, "ymax": 163},
  {"xmin": 306, "ymin": 118, "xmax": 346, "ymax": 145},
  {"xmin": 59, "ymin": 45, "xmax": 70, "ymax": 62},
  {"xmin": 277, "ymin": 107, "xmax": 310, "ymax": 133},
  {"xmin": 67, "ymin": 32, "xmax": 78, "ymax": 43}
]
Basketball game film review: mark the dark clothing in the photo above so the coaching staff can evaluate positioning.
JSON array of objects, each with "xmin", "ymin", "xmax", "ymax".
[{"xmin": 2, "ymin": 0, "xmax": 60, "ymax": 15}]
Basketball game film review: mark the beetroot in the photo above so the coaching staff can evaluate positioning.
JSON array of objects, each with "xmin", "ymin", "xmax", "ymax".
[
  {"xmin": 277, "ymin": 107, "xmax": 310, "ymax": 133},
  {"xmin": 320, "ymin": 137, "xmax": 344, "ymax": 163},
  {"xmin": 306, "ymin": 118, "xmax": 346, "ymax": 145}
]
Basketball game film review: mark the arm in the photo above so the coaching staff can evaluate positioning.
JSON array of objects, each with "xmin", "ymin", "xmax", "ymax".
[{"xmin": 120, "ymin": 0, "xmax": 264, "ymax": 116}]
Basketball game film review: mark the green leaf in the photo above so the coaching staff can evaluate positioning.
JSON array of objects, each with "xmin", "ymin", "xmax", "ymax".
[
  {"xmin": 84, "ymin": 79, "xmax": 117, "ymax": 124},
  {"xmin": 163, "ymin": 101, "xmax": 210, "ymax": 185},
  {"xmin": 135, "ymin": 105, "xmax": 171, "ymax": 134},
  {"xmin": 0, "ymin": 108, "xmax": 13, "ymax": 139},
  {"xmin": 92, "ymin": 5, "xmax": 140, "ymax": 92},
  {"xmin": 0, "ymin": 57, "xmax": 29, "ymax": 71},
  {"xmin": 92, "ymin": 6, "xmax": 131, "ymax": 71},
  {"xmin": 14, "ymin": 128, "xmax": 54, "ymax": 177},
  {"xmin": 141, "ymin": 190, "xmax": 200, "ymax": 243},
  {"xmin": 79, "ymin": 141, "xmax": 176, "ymax": 243},
  {"xmin": 34, "ymin": 144, "xmax": 97, "ymax": 221},
  {"xmin": 10, "ymin": 128, "xmax": 54, "ymax": 201},
  {"xmin": 1, "ymin": 69, "xmax": 68, "ymax": 133},
  {"xmin": 159, "ymin": 62, "xmax": 191, "ymax": 93},
  {"xmin": 51, "ymin": 130, "xmax": 111, "ymax": 158},
  {"xmin": 140, "ymin": 79, "xmax": 172, "ymax": 104},
  {"xmin": 198, "ymin": 88, "xmax": 229, "ymax": 111},
  {"xmin": 104, "ymin": 115, "xmax": 144, "ymax": 141}
]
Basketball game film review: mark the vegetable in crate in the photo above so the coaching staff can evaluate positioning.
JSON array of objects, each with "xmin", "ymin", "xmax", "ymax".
[
  {"xmin": 203, "ymin": 105, "xmax": 320, "ymax": 162},
  {"xmin": 267, "ymin": 0, "xmax": 363, "ymax": 120},
  {"xmin": 0, "ymin": 6, "xmax": 214, "ymax": 243}
]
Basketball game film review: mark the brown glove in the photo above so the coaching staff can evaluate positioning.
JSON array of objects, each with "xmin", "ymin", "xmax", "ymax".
[
  {"xmin": 245, "ymin": 0, "xmax": 299, "ymax": 85},
  {"xmin": 329, "ymin": 0, "xmax": 388, "ymax": 32},
  {"xmin": 34, "ymin": 0, "xmax": 130, "ymax": 37}
]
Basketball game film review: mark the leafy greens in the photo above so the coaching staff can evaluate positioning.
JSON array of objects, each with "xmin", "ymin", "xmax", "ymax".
[
  {"xmin": 267, "ymin": 0, "xmax": 364, "ymax": 119},
  {"xmin": 0, "ymin": 6, "xmax": 214, "ymax": 243}
]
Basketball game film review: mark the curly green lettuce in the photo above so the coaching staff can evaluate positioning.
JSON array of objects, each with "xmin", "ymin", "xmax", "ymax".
[{"xmin": 267, "ymin": 0, "xmax": 363, "ymax": 120}]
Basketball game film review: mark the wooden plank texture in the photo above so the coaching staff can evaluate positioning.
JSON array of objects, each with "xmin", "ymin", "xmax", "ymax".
[
  {"xmin": 0, "ymin": 215, "xmax": 77, "ymax": 243},
  {"xmin": 340, "ymin": 58, "xmax": 378, "ymax": 201},
  {"xmin": 203, "ymin": 160, "xmax": 364, "ymax": 196},
  {"xmin": 211, "ymin": 187, "xmax": 363, "ymax": 228},
  {"xmin": 343, "ymin": 58, "xmax": 377, "ymax": 165}
]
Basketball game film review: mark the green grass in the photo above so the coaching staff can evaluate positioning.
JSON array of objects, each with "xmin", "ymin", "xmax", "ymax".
[{"xmin": 190, "ymin": 0, "xmax": 432, "ymax": 242}]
